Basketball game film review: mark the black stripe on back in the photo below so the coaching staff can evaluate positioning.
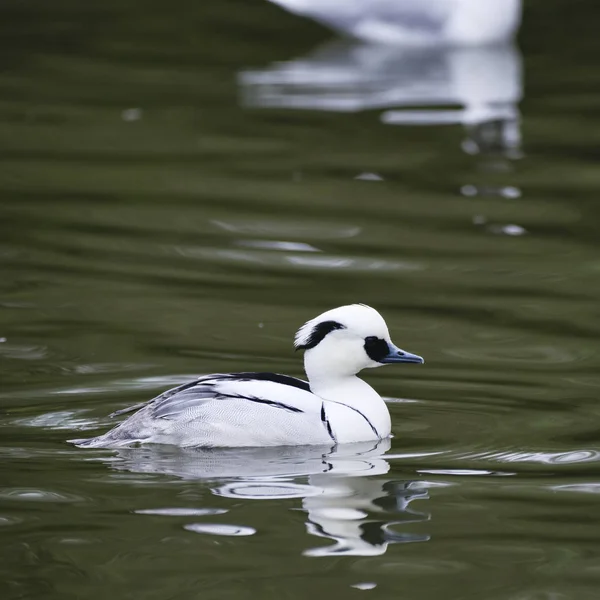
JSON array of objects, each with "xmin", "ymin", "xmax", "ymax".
[
  {"xmin": 223, "ymin": 393, "xmax": 304, "ymax": 414},
  {"xmin": 226, "ymin": 372, "xmax": 311, "ymax": 392}
]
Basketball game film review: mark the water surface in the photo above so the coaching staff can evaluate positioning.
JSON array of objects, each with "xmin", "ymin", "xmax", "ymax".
[{"xmin": 2, "ymin": 1, "xmax": 600, "ymax": 599}]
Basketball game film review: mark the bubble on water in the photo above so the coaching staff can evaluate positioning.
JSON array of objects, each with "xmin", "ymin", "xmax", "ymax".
[
  {"xmin": 501, "ymin": 186, "xmax": 522, "ymax": 199},
  {"xmin": 122, "ymin": 108, "xmax": 142, "ymax": 121}
]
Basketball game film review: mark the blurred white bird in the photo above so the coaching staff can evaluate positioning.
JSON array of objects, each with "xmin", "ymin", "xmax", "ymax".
[{"xmin": 269, "ymin": 0, "xmax": 522, "ymax": 46}]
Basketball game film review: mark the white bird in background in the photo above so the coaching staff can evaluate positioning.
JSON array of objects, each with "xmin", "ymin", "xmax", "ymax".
[
  {"xmin": 268, "ymin": 0, "xmax": 522, "ymax": 47},
  {"xmin": 70, "ymin": 304, "xmax": 424, "ymax": 449}
]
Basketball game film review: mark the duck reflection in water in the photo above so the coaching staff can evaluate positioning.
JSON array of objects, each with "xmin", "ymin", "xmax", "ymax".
[
  {"xmin": 110, "ymin": 439, "xmax": 430, "ymax": 556},
  {"xmin": 239, "ymin": 2, "xmax": 524, "ymax": 212}
]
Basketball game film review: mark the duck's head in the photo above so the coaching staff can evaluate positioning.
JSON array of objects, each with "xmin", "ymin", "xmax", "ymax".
[{"xmin": 295, "ymin": 304, "xmax": 423, "ymax": 381}]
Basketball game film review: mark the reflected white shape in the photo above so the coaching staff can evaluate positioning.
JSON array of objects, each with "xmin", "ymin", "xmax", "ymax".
[
  {"xmin": 235, "ymin": 240, "xmax": 320, "ymax": 252},
  {"xmin": 184, "ymin": 523, "xmax": 256, "ymax": 536},
  {"xmin": 473, "ymin": 450, "xmax": 600, "ymax": 465},
  {"xmin": 135, "ymin": 508, "xmax": 228, "ymax": 516},
  {"xmin": 551, "ymin": 484, "xmax": 600, "ymax": 495},
  {"xmin": 13, "ymin": 409, "xmax": 99, "ymax": 431},
  {"xmin": 355, "ymin": 172, "xmax": 383, "ymax": 181},
  {"xmin": 461, "ymin": 185, "xmax": 522, "ymax": 198},
  {"xmin": 210, "ymin": 219, "xmax": 361, "ymax": 239},
  {"xmin": 352, "ymin": 582, "xmax": 377, "ymax": 590},
  {"xmin": 302, "ymin": 476, "xmax": 430, "ymax": 556},
  {"xmin": 382, "ymin": 45, "xmax": 521, "ymax": 131},
  {"xmin": 488, "ymin": 223, "xmax": 527, "ymax": 236},
  {"xmin": 269, "ymin": 0, "xmax": 521, "ymax": 46},
  {"xmin": 239, "ymin": 40, "xmax": 522, "ymax": 155},
  {"xmin": 418, "ymin": 469, "xmax": 515, "ymax": 476},
  {"xmin": 175, "ymin": 244, "xmax": 422, "ymax": 273},
  {"xmin": 109, "ymin": 439, "xmax": 431, "ymax": 556}
]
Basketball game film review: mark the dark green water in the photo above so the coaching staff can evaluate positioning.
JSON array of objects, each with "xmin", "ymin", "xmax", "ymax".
[{"xmin": 2, "ymin": 1, "xmax": 600, "ymax": 598}]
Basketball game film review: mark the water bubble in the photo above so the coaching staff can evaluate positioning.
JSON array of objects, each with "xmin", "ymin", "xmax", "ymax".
[{"xmin": 121, "ymin": 108, "xmax": 142, "ymax": 121}]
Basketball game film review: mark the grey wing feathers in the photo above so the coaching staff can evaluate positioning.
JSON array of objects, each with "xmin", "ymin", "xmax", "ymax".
[
  {"xmin": 109, "ymin": 378, "xmax": 212, "ymax": 419},
  {"xmin": 107, "ymin": 372, "xmax": 312, "ymax": 423},
  {"xmin": 151, "ymin": 384, "xmax": 218, "ymax": 419}
]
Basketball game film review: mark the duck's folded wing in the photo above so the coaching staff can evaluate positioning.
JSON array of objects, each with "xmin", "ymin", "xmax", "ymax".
[
  {"xmin": 111, "ymin": 372, "xmax": 321, "ymax": 421},
  {"xmin": 109, "ymin": 378, "xmax": 204, "ymax": 418}
]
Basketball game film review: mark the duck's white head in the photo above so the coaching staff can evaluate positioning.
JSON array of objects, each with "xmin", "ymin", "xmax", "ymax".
[{"xmin": 295, "ymin": 304, "xmax": 423, "ymax": 383}]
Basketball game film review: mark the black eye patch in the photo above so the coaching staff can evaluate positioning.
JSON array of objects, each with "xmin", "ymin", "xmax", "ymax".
[{"xmin": 364, "ymin": 336, "xmax": 390, "ymax": 362}]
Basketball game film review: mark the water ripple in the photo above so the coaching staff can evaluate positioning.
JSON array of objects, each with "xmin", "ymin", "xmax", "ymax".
[
  {"xmin": 0, "ymin": 515, "xmax": 23, "ymax": 527},
  {"xmin": 0, "ymin": 488, "xmax": 84, "ymax": 503},
  {"xmin": 174, "ymin": 245, "xmax": 422, "ymax": 273},
  {"xmin": 12, "ymin": 409, "xmax": 97, "ymax": 431},
  {"xmin": 472, "ymin": 450, "xmax": 600, "ymax": 465},
  {"xmin": 135, "ymin": 508, "xmax": 228, "ymax": 516},
  {"xmin": 550, "ymin": 484, "xmax": 600, "ymax": 494},
  {"xmin": 213, "ymin": 482, "xmax": 323, "ymax": 500},
  {"xmin": 0, "ymin": 343, "xmax": 50, "ymax": 360},
  {"xmin": 184, "ymin": 523, "xmax": 256, "ymax": 536},
  {"xmin": 444, "ymin": 345, "xmax": 586, "ymax": 365},
  {"xmin": 210, "ymin": 219, "xmax": 361, "ymax": 239}
]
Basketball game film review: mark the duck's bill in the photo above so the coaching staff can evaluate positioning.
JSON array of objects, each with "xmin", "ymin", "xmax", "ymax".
[{"xmin": 380, "ymin": 344, "xmax": 424, "ymax": 364}]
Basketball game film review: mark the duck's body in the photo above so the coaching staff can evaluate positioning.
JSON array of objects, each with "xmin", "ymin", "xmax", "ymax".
[
  {"xmin": 72, "ymin": 372, "xmax": 390, "ymax": 448},
  {"xmin": 71, "ymin": 304, "xmax": 423, "ymax": 449}
]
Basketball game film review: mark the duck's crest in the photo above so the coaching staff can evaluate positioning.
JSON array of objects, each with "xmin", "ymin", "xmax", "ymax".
[{"xmin": 294, "ymin": 304, "xmax": 376, "ymax": 350}]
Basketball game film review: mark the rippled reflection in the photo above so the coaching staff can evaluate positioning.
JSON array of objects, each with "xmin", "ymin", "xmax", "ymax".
[
  {"xmin": 108, "ymin": 440, "xmax": 430, "ymax": 556},
  {"xmin": 239, "ymin": 34, "xmax": 524, "ymax": 236},
  {"xmin": 175, "ymin": 244, "xmax": 421, "ymax": 272},
  {"xmin": 239, "ymin": 40, "xmax": 521, "ymax": 157}
]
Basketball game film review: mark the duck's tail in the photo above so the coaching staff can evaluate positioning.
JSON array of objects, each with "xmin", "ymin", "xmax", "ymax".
[{"xmin": 67, "ymin": 434, "xmax": 141, "ymax": 449}]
